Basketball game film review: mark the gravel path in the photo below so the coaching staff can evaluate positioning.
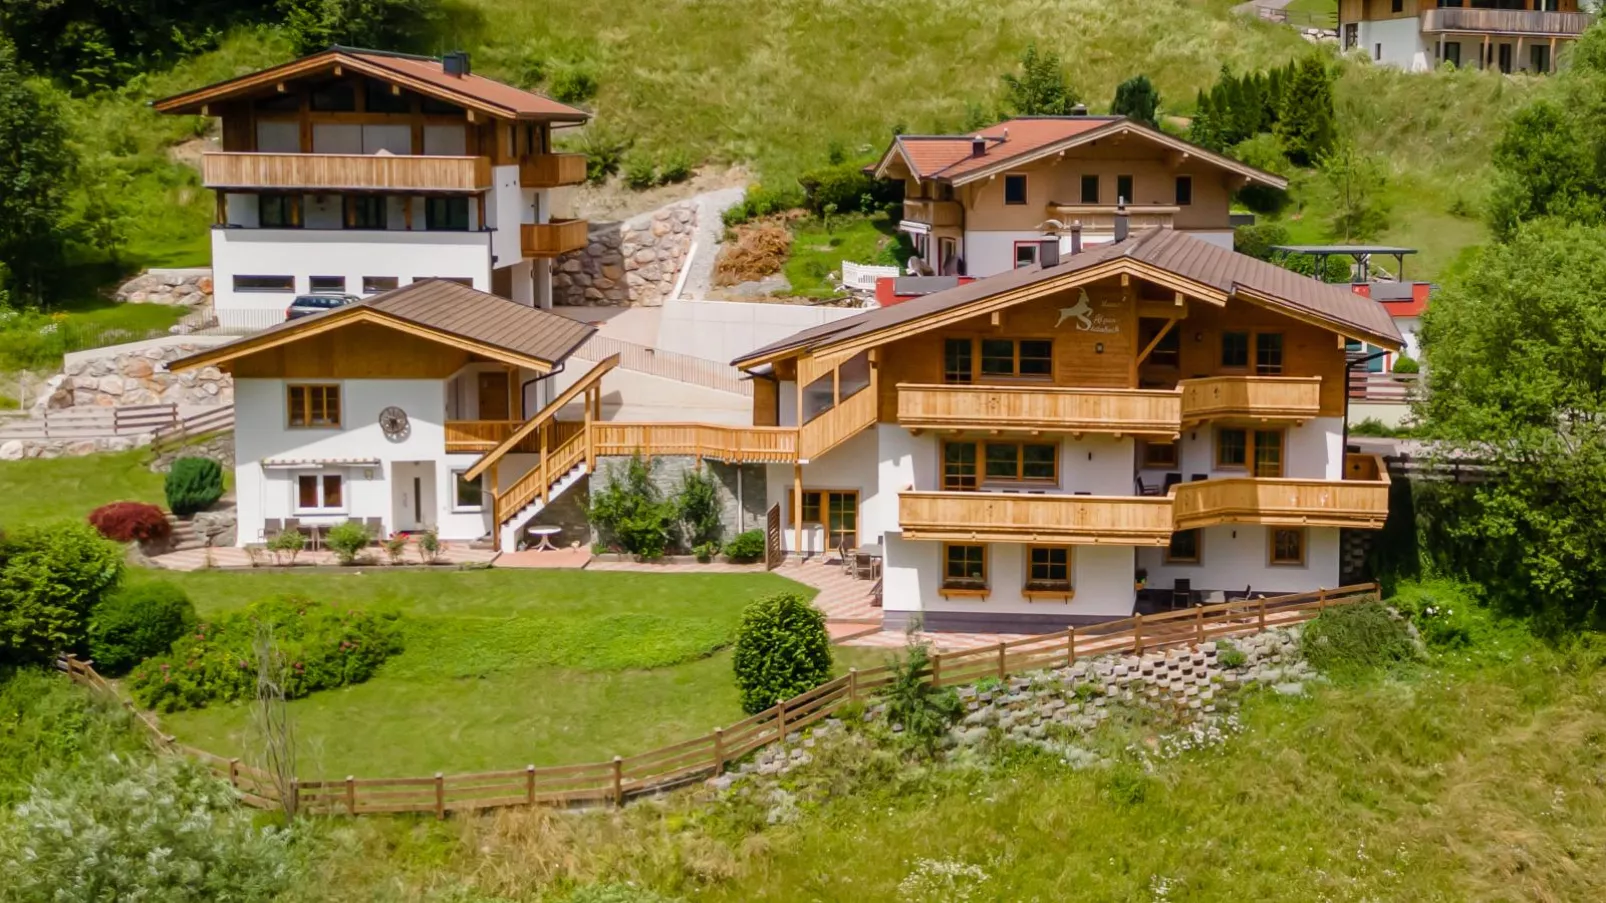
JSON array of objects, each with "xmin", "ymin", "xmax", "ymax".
[{"xmin": 676, "ymin": 185, "xmax": 747, "ymax": 300}]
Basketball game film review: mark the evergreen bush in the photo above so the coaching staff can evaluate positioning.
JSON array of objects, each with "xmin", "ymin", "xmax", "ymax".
[
  {"xmin": 675, "ymin": 467, "xmax": 723, "ymax": 548},
  {"xmin": 88, "ymin": 581, "xmax": 196, "ymax": 675},
  {"xmin": 164, "ymin": 457, "xmax": 223, "ymax": 516},
  {"xmin": 881, "ymin": 641, "xmax": 962, "ymax": 754},
  {"xmin": 1392, "ymin": 355, "xmax": 1420, "ymax": 374},
  {"xmin": 732, "ymin": 591, "xmax": 832, "ymax": 714},
  {"xmin": 88, "ymin": 501, "xmax": 171, "ymax": 544},
  {"xmin": 1300, "ymin": 600, "xmax": 1419, "ymax": 675},
  {"xmin": 725, "ymin": 529, "xmax": 765, "ymax": 563},
  {"xmin": 590, "ymin": 454, "xmax": 676, "ymax": 559}
]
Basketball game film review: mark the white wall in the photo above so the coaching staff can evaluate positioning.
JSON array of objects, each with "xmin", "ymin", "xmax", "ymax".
[
  {"xmin": 488, "ymin": 164, "xmax": 526, "ymax": 266},
  {"xmin": 655, "ymin": 298, "xmax": 863, "ymax": 365},
  {"xmin": 764, "ymin": 427, "xmax": 882, "ymax": 555},
  {"xmin": 1137, "ymin": 525, "xmax": 1341, "ymax": 595},
  {"xmin": 1142, "ymin": 417, "xmax": 1343, "ymax": 487},
  {"xmin": 882, "ymin": 534, "xmax": 1136, "ymax": 620},
  {"xmin": 211, "ymin": 228, "xmax": 493, "ymax": 327},
  {"xmin": 1396, "ymin": 315, "xmax": 1421, "ymax": 361},
  {"xmin": 1358, "ymin": 18, "xmax": 1431, "ymax": 71}
]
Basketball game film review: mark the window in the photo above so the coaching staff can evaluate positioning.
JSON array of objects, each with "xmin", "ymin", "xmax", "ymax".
[
  {"xmin": 1004, "ymin": 174, "xmax": 1028, "ymax": 205},
  {"xmin": 943, "ymin": 543, "xmax": 987, "ymax": 590},
  {"xmin": 1253, "ymin": 429, "xmax": 1284, "ymax": 477},
  {"xmin": 346, "ymin": 195, "xmax": 387, "ymax": 230},
  {"xmin": 1026, "ymin": 546, "xmax": 1071, "ymax": 593},
  {"xmin": 1269, "ymin": 528, "xmax": 1305, "ymax": 566},
  {"xmin": 801, "ymin": 372, "xmax": 835, "ymax": 424},
  {"xmin": 296, "ymin": 473, "xmax": 345, "ymax": 513},
  {"xmin": 362, "ymin": 276, "xmax": 400, "ymax": 294},
  {"xmin": 1141, "ymin": 440, "xmax": 1178, "ymax": 469},
  {"xmin": 309, "ymin": 275, "xmax": 346, "ymax": 294},
  {"xmin": 425, "ymin": 196, "xmax": 470, "ymax": 231},
  {"xmin": 979, "ymin": 338, "xmax": 1053, "ymax": 378},
  {"xmin": 1165, "ymin": 529, "xmax": 1201, "ymax": 564},
  {"xmin": 983, "ymin": 442, "xmax": 1057, "ymax": 482},
  {"xmin": 1013, "ymin": 242, "xmax": 1039, "ymax": 269},
  {"xmin": 942, "ymin": 442, "xmax": 978, "ymax": 491},
  {"xmin": 1374, "ymin": 43, "xmax": 1382, "ymax": 63},
  {"xmin": 1221, "ymin": 331, "xmax": 1251, "ymax": 368},
  {"xmin": 259, "ymin": 194, "xmax": 297, "ymax": 228},
  {"xmin": 1216, "ymin": 428, "xmax": 1248, "ymax": 468},
  {"xmin": 943, "ymin": 338, "xmax": 973, "ymax": 383},
  {"xmin": 1175, "ymin": 175, "xmax": 1193, "ymax": 207},
  {"xmin": 1080, "ymin": 174, "xmax": 1099, "ymax": 204},
  {"xmin": 1497, "ymin": 42, "xmax": 1512, "ymax": 75},
  {"xmin": 1142, "ymin": 322, "xmax": 1180, "ymax": 368},
  {"xmin": 310, "ymin": 83, "xmax": 357, "ymax": 112},
  {"xmin": 1391, "ymin": 0, "xmax": 1402, "ymax": 11},
  {"xmin": 1444, "ymin": 41, "xmax": 1461, "ymax": 68},
  {"xmin": 234, "ymin": 275, "xmax": 294, "ymax": 293},
  {"xmin": 365, "ymin": 79, "xmax": 412, "ymax": 114},
  {"xmin": 799, "ymin": 491, "xmax": 858, "ymax": 550},
  {"xmin": 1343, "ymin": 23, "xmax": 1358, "ymax": 51},
  {"xmin": 453, "ymin": 471, "xmax": 484, "ymax": 510},
  {"xmin": 1255, "ymin": 332, "xmax": 1284, "ymax": 375},
  {"xmin": 1531, "ymin": 43, "xmax": 1550, "ymax": 74},
  {"xmin": 1116, "ymin": 175, "xmax": 1133, "ymax": 205},
  {"xmin": 287, "ymin": 384, "xmax": 341, "ymax": 428}
]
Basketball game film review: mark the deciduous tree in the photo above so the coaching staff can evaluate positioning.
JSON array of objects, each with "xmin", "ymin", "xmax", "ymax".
[{"xmin": 0, "ymin": 39, "xmax": 77, "ymax": 305}]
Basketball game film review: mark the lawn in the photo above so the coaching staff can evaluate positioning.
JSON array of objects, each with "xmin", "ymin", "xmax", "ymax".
[
  {"xmin": 139, "ymin": 568, "xmax": 881, "ymax": 777},
  {"xmin": 783, "ymin": 212, "xmax": 908, "ymax": 298},
  {"xmin": 0, "ymin": 451, "xmax": 165, "ymax": 528}
]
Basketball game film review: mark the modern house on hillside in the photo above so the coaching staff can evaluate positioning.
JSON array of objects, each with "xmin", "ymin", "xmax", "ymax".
[
  {"xmin": 872, "ymin": 115, "xmax": 1287, "ymax": 279},
  {"xmin": 153, "ymin": 47, "xmax": 591, "ymax": 329},
  {"xmin": 1340, "ymin": 0, "xmax": 1593, "ymax": 73},
  {"xmin": 732, "ymin": 226, "xmax": 1400, "ymax": 632}
]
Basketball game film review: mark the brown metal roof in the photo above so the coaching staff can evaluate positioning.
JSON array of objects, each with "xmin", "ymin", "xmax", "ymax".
[{"xmin": 735, "ymin": 230, "xmax": 1401, "ymax": 365}]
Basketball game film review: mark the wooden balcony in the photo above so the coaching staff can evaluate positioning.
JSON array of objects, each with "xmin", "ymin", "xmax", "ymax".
[
  {"xmin": 1170, "ymin": 454, "xmax": 1390, "ymax": 531},
  {"xmin": 1421, "ymin": 7, "xmax": 1592, "ymax": 36},
  {"xmin": 1045, "ymin": 204, "xmax": 1177, "ymax": 232},
  {"xmin": 800, "ymin": 384, "xmax": 878, "ymax": 461},
  {"xmin": 202, "ymin": 152, "xmax": 492, "ymax": 191},
  {"xmin": 902, "ymin": 198, "xmax": 963, "ymax": 228},
  {"xmin": 592, "ymin": 422, "xmax": 799, "ymax": 463},
  {"xmin": 519, "ymin": 153, "xmax": 588, "ymax": 188},
  {"xmin": 899, "ymin": 491, "xmax": 1176, "ymax": 545},
  {"xmin": 897, "ymin": 383, "xmax": 1181, "ymax": 437},
  {"xmin": 1178, "ymin": 376, "xmax": 1322, "ymax": 424},
  {"xmin": 521, "ymin": 219, "xmax": 590, "ymax": 258},
  {"xmin": 447, "ymin": 419, "xmax": 583, "ymax": 454}
]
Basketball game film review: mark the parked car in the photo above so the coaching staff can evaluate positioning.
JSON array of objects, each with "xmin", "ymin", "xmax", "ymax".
[{"xmin": 285, "ymin": 294, "xmax": 361, "ymax": 320}]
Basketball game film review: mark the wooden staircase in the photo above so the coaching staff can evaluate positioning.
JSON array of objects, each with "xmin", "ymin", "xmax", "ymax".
[{"xmin": 491, "ymin": 426, "xmax": 592, "ymax": 551}]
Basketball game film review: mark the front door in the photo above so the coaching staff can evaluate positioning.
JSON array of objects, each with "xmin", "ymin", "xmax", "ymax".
[
  {"xmin": 477, "ymin": 371, "xmax": 510, "ymax": 421},
  {"xmin": 392, "ymin": 463, "xmax": 437, "ymax": 532}
]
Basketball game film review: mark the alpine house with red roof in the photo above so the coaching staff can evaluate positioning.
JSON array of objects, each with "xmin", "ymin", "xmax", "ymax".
[
  {"xmin": 153, "ymin": 47, "xmax": 591, "ymax": 328},
  {"xmin": 873, "ymin": 115, "xmax": 1287, "ymax": 280}
]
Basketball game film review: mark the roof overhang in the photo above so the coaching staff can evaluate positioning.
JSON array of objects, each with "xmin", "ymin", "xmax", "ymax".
[{"xmin": 1233, "ymin": 285, "xmax": 1401, "ymax": 352}]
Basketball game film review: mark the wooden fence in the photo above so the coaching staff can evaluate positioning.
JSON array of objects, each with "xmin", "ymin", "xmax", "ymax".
[
  {"xmin": 0, "ymin": 403, "xmax": 181, "ymax": 439},
  {"xmin": 150, "ymin": 405, "xmax": 235, "ymax": 451},
  {"xmin": 57, "ymin": 582, "xmax": 1377, "ymax": 818}
]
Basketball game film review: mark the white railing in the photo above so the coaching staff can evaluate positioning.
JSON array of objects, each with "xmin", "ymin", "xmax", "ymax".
[{"xmin": 841, "ymin": 261, "xmax": 900, "ymax": 291}]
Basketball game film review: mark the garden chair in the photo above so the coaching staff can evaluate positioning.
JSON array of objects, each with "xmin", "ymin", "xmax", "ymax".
[
  {"xmin": 262, "ymin": 518, "xmax": 282, "ymax": 541},
  {"xmin": 853, "ymin": 550, "xmax": 879, "ymax": 581},
  {"xmin": 1134, "ymin": 474, "xmax": 1161, "ymax": 496},
  {"xmin": 838, "ymin": 539, "xmax": 857, "ymax": 575},
  {"xmin": 1162, "ymin": 472, "xmax": 1183, "ymax": 493},
  {"xmin": 1171, "ymin": 578, "xmax": 1192, "ymax": 611}
]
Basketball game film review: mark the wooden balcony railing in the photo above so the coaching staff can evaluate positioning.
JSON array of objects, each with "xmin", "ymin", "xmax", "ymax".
[
  {"xmin": 1421, "ymin": 7, "xmax": 1592, "ymax": 36},
  {"xmin": 1170, "ymin": 454, "xmax": 1390, "ymax": 531},
  {"xmin": 1178, "ymin": 376, "xmax": 1322, "ymax": 424},
  {"xmin": 899, "ymin": 491, "xmax": 1176, "ymax": 545},
  {"xmin": 202, "ymin": 153, "xmax": 492, "ymax": 191},
  {"xmin": 519, "ymin": 153, "xmax": 588, "ymax": 188},
  {"xmin": 444, "ymin": 420, "xmax": 522, "ymax": 452},
  {"xmin": 800, "ymin": 384, "xmax": 878, "ymax": 461},
  {"xmin": 897, "ymin": 383, "xmax": 1182, "ymax": 436},
  {"xmin": 902, "ymin": 198, "xmax": 963, "ymax": 227},
  {"xmin": 521, "ymin": 219, "xmax": 589, "ymax": 258},
  {"xmin": 592, "ymin": 423, "xmax": 799, "ymax": 463},
  {"xmin": 1044, "ymin": 204, "xmax": 1177, "ymax": 232}
]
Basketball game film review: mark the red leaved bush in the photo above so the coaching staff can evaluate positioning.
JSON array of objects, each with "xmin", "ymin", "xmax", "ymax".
[{"xmin": 89, "ymin": 501, "xmax": 172, "ymax": 544}]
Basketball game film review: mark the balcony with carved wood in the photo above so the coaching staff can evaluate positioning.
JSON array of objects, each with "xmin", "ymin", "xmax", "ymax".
[
  {"xmin": 1420, "ymin": 7, "xmax": 1592, "ymax": 36},
  {"xmin": 899, "ymin": 491, "xmax": 1176, "ymax": 545},
  {"xmin": 202, "ymin": 153, "xmax": 493, "ymax": 192},
  {"xmin": 1169, "ymin": 453, "xmax": 1390, "ymax": 531},
  {"xmin": 521, "ymin": 219, "xmax": 590, "ymax": 258},
  {"xmin": 902, "ymin": 198, "xmax": 963, "ymax": 228},
  {"xmin": 897, "ymin": 383, "xmax": 1182, "ymax": 437},
  {"xmin": 1045, "ymin": 204, "xmax": 1177, "ymax": 232},
  {"xmin": 519, "ymin": 153, "xmax": 588, "ymax": 188},
  {"xmin": 1178, "ymin": 376, "xmax": 1322, "ymax": 425}
]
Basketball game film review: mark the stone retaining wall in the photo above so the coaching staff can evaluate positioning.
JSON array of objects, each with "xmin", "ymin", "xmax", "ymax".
[
  {"xmin": 36, "ymin": 342, "xmax": 233, "ymax": 411},
  {"xmin": 589, "ymin": 454, "xmax": 767, "ymax": 545},
  {"xmin": 115, "ymin": 268, "xmax": 213, "ymax": 308},
  {"xmin": 0, "ymin": 434, "xmax": 150, "ymax": 461},
  {"xmin": 553, "ymin": 201, "xmax": 696, "ymax": 307},
  {"xmin": 149, "ymin": 433, "xmax": 235, "ymax": 472}
]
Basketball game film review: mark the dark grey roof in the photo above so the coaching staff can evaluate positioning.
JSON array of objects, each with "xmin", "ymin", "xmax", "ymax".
[{"xmin": 735, "ymin": 230, "xmax": 1403, "ymax": 365}]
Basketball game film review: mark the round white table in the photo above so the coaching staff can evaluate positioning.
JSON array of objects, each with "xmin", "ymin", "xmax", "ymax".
[{"xmin": 526, "ymin": 525, "xmax": 562, "ymax": 552}]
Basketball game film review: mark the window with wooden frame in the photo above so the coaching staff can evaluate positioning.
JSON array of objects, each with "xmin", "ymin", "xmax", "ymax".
[
  {"xmin": 258, "ymin": 194, "xmax": 298, "ymax": 228},
  {"xmin": 1025, "ymin": 546, "xmax": 1072, "ymax": 594},
  {"xmin": 1255, "ymin": 332, "xmax": 1285, "ymax": 375},
  {"xmin": 287, "ymin": 384, "xmax": 341, "ymax": 428},
  {"xmin": 1116, "ymin": 174, "xmax": 1134, "ymax": 205},
  {"xmin": 1141, "ymin": 440, "xmax": 1178, "ymax": 469},
  {"xmin": 425, "ymin": 196, "xmax": 470, "ymax": 231},
  {"xmin": 1215, "ymin": 428, "xmax": 1285, "ymax": 476},
  {"xmin": 1215, "ymin": 428, "xmax": 1248, "ymax": 469},
  {"xmin": 1142, "ymin": 321, "xmax": 1180, "ymax": 369},
  {"xmin": 1221, "ymin": 331, "xmax": 1251, "ymax": 369},
  {"xmin": 1252, "ymin": 429, "xmax": 1284, "ymax": 477},
  {"xmin": 295, "ymin": 473, "xmax": 345, "ymax": 513},
  {"xmin": 942, "ymin": 442, "xmax": 978, "ymax": 490},
  {"xmin": 943, "ymin": 338, "xmax": 973, "ymax": 384},
  {"xmin": 943, "ymin": 543, "xmax": 988, "ymax": 591},
  {"xmin": 979, "ymin": 338, "xmax": 1053, "ymax": 378},
  {"xmin": 1269, "ymin": 527, "xmax": 1305, "ymax": 566},
  {"xmin": 1165, "ymin": 529, "xmax": 1201, "ymax": 564},
  {"xmin": 983, "ymin": 441, "xmax": 1057, "ymax": 483},
  {"xmin": 1004, "ymin": 174, "xmax": 1028, "ymax": 205},
  {"xmin": 345, "ymin": 195, "xmax": 387, "ymax": 230},
  {"xmin": 1175, "ymin": 175, "xmax": 1193, "ymax": 206},
  {"xmin": 798, "ymin": 491, "xmax": 858, "ymax": 550}
]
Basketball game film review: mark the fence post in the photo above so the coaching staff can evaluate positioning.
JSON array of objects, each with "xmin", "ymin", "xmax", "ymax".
[
  {"xmin": 434, "ymin": 773, "xmax": 444, "ymax": 820},
  {"xmin": 228, "ymin": 758, "xmax": 240, "ymax": 788},
  {"xmin": 525, "ymin": 765, "xmax": 536, "ymax": 805},
  {"xmin": 1195, "ymin": 604, "xmax": 1204, "ymax": 646},
  {"xmin": 345, "ymin": 775, "xmax": 356, "ymax": 816},
  {"xmin": 848, "ymin": 667, "xmax": 859, "ymax": 701},
  {"xmin": 1067, "ymin": 627, "xmax": 1077, "ymax": 666},
  {"xmin": 290, "ymin": 778, "xmax": 300, "ymax": 818},
  {"xmin": 611, "ymin": 756, "xmax": 624, "ymax": 808},
  {"xmin": 1133, "ymin": 613, "xmax": 1145, "ymax": 655},
  {"xmin": 996, "ymin": 641, "xmax": 1007, "ymax": 679},
  {"xmin": 1258, "ymin": 597, "xmax": 1267, "ymax": 633},
  {"xmin": 1317, "ymin": 587, "xmax": 1329, "ymax": 611},
  {"xmin": 713, "ymin": 727, "xmax": 725, "ymax": 777},
  {"xmin": 776, "ymin": 701, "xmax": 787, "ymax": 739},
  {"xmin": 931, "ymin": 652, "xmax": 942, "ymax": 687}
]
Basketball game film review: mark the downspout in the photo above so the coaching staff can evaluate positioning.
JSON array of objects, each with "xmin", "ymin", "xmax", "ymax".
[{"xmin": 520, "ymin": 362, "xmax": 566, "ymax": 417}]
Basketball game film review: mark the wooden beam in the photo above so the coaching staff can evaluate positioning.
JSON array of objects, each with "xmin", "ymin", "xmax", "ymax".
[
  {"xmin": 1135, "ymin": 318, "xmax": 1180, "ymax": 367},
  {"xmin": 792, "ymin": 464, "xmax": 804, "ymax": 560}
]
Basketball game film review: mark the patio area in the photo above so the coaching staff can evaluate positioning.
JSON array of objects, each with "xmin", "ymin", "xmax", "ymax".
[{"xmin": 146, "ymin": 540, "xmax": 498, "ymax": 571}]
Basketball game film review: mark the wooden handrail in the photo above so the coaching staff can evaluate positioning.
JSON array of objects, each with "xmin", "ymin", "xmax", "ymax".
[
  {"xmin": 897, "ymin": 383, "xmax": 1182, "ymax": 435},
  {"xmin": 463, "ymin": 355, "xmax": 619, "ymax": 482},
  {"xmin": 494, "ymin": 427, "xmax": 589, "ymax": 523}
]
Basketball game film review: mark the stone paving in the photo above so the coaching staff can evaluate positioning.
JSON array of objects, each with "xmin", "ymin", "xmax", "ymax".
[{"xmin": 145, "ymin": 542, "xmax": 497, "ymax": 571}]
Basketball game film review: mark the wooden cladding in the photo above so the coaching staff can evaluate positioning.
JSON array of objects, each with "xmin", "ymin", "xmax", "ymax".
[
  {"xmin": 898, "ymin": 382, "xmax": 1182, "ymax": 435},
  {"xmin": 519, "ymin": 153, "xmax": 588, "ymax": 187},
  {"xmin": 521, "ymin": 219, "xmax": 590, "ymax": 258},
  {"xmin": 1178, "ymin": 376, "xmax": 1322, "ymax": 423},
  {"xmin": 799, "ymin": 381, "xmax": 877, "ymax": 460},
  {"xmin": 902, "ymin": 198, "xmax": 963, "ymax": 227},
  {"xmin": 1420, "ymin": 7, "xmax": 1591, "ymax": 35},
  {"xmin": 592, "ymin": 423, "xmax": 799, "ymax": 463},
  {"xmin": 202, "ymin": 152, "xmax": 492, "ymax": 191},
  {"xmin": 1170, "ymin": 454, "xmax": 1390, "ymax": 531},
  {"xmin": 899, "ymin": 491, "xmax": 1176, "ymax": 545},
  {"xmin": 444, "ymin": 419, "xmax": 522, "ymax": 452}
]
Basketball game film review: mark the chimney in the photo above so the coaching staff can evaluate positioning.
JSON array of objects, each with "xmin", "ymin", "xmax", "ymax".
[
  {"xmin": 1070, "ymin": 103, "xmax": 1088, "ymax": 116},
  {"xmin": 1038, "ymin": 238, "xmax": 1060, "ymax": 268},
  {"xmin": 443, "ymin": 50, "xmax": 471, "ymax": 77},
  {"xmin": 971, "ymin": 136, "xmax": 986, "ymax": 157},
  {"xmin": 1114, "ymin": 197, "xmax": 1129, "ymax": 243},
  {"xmin": 1069, "ymin": 221, "xmax": 1083, "ymax": 255}
]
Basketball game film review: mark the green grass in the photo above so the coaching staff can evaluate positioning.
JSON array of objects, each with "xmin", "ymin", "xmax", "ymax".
[
  {"xmin": 783, "ymin": 212, "xmax": 907, "ymax": 298},
  {"xmin": 0, "ymin": 450, "xmax": 165, "ymax": 528}
]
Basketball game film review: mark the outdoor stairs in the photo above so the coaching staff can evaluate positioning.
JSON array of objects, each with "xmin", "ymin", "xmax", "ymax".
[
  {"xmin": 496, "ymin": 460, "xmax": 590, "ymax": 551},
  {"xmin": 163, "ymin": 513, "xmax": 207, "ymax": 553}
]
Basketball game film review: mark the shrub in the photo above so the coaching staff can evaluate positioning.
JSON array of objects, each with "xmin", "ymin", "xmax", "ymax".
[
  {"xmin": 590, "ymin": 454, "xmax": 675, "ymax": 560},
  {"xmin": 675, "ymin": 467, "xmax": 723, "ymax": 548},
  {"xmin": 798, "ymin": 162, "xmax": 898, "ymax": 217},
  {"xmin": 1391, "ymin": 579, "xmax": 1483, "ymax": 651},
  {"xmin": 128, "ymin": 595, "xmax": 404, "ymax": 712},
  {"xmin": 382, "ymin": 535, "xmax": 408, "ymax": 564},
  {"xmin": 550, "ymin": 64, "xmax": 599, "ymax": 104},
  {"xmin": 88, "ymin": 501, "xmax": 171, "ymax": 544},
  {"xmin": 576, "ymin": 125, "xmax": 633, "ymax": 183},
  {"xmin": 0, "ymin": 522, "xmax": 124, "ymax": 665},
  {"xmin": 721, "ymin": 183, "xmax": 806, "ymax": 227},
  {"xmin": 1300, "ymin": 599, "xmax": 1420, "ymax": 675},
  {"xmin": 1392, "ymin": 355, "xmax": 1420, "ymax": 374},
  {"xmin": 0, "ymin": 752, "xmax": 296, "ymax": 902},
  {"xmin": 624, "ymin": 157, "xmax": 657, "ymax": 191},
  {"xmin": 324, "ymin": 521, "xmax": 372, "ymax": 565},
  {"xmin": 563, "ymin": 884, "xmax": 681, "ymax": 903},
  {"xmin": 725, "ymin": 529, "xmax": 765, "ymax": 563},
  {"xmin": 657, "ymin": 151, "xmax": 692, "ymax": 185},
  {"xmin": 732, "ymin": 591, "xmax": 832, "ymax": 714},
  {"xmin": 1215, "ymin": 641, "xmax": 1247, "ymax": 669},
  {"xmin": 164, "ymin": 457, "xmax": 223, "ymax": 516},
  {"xmin": 881, "ymin": 641, "xmax": 962, "ymax": 754},
  {"xmin": 267, "ymin": 529, "xmax": 304, "ymax": 566},
  {"xmin": 88, "ymin": 581, "xmax": 196, "ymax": 675},
  {"xmin": 693, "ymin": 541, "xmax": 720, "ymax": 563},
  {"xmin": 417, "ymin": 529, "xmax": 442, "ymax": 564}
]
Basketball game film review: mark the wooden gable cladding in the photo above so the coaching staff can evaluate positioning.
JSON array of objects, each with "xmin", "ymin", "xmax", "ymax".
[
  {"xmin": 1173, "ymin": 297, "xmax": 1348, "ymax": 418},
  {"xmin": 226, "ymin": 321, "xmax": 475, "ymax": 379}
]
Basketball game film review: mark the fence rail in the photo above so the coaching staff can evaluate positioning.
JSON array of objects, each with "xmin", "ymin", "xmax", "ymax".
[
  {"xmin": 1349, "ymin": 371, "xmax": 1418, "ymax": 402},
  {"xmin": 150, "ymin": 405, "xmax": 235, "ymax": 450},
  {"xmin": 56, "ymin": 582, "xmax": 1378, "ymax": 819},
  {"xmin": 0, "ymin": 403, "xmax": 181, "ymax": 439}
]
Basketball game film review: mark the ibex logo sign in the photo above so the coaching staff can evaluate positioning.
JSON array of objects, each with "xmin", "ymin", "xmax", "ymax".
[{"xmin": 1056, "ymin": 289, "xmax": 1121, "ymax": 334}]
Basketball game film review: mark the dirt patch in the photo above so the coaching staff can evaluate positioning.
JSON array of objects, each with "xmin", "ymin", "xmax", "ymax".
[
  {"xmin": 713, "ymin": 220, "xmax": 793, "ymax": 287},
  {"xmin": 574, "ymin": 164, "xmax": 749, "ymax": 221}
]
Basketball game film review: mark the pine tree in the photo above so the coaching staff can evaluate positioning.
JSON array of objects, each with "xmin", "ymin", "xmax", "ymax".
[
  {"xmin": 1189, "ymin": 90, "xmax": 1221, "ymax": 150},
  {"xmin": 1001, "ymin": 43, "xmax": 1079, "ymax": 116},
  {"xmin": 1111, "ymin": 74, "xmax": 1160, "ymax": 127},
  {"xmin": 1277, "ymin": 56, "xmax": 1338, "ymax": 167}
]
